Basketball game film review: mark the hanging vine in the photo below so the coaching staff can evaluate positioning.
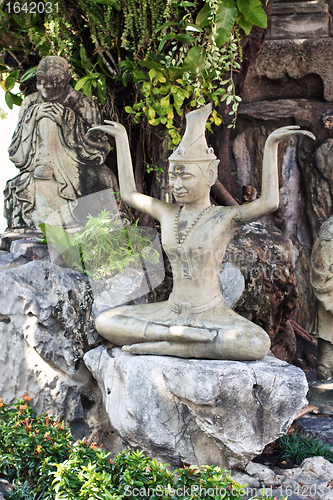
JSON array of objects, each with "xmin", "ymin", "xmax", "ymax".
[{"xmin": 0, "ymin": 0, "xmax": 268, "ymax": 142}]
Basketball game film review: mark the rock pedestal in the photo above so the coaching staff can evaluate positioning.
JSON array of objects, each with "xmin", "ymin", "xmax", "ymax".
[{"xmin": 84, "ymin": 347, "xmax": 308, "ymax": 469}]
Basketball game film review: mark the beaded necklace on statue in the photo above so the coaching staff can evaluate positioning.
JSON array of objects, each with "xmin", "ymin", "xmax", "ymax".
[{"xmin": 175, "ymin": 204, "xmax": 212, "ymax": 256}]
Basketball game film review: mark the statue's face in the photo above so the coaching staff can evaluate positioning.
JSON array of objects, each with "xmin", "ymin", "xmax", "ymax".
[
  {"xmin": 168, "ymin": 163, "xmax": 210, "ymax": 203},
  {"xmin": 36, "ymin": 66, "xmax": 69, "ymax": 101}
]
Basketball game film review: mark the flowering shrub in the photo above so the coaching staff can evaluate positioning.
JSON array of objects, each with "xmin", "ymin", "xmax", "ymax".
[
  {"xmin": 0, "ymin": 395, "xmax": 72, "ymax": 498},
  {"xmin": 0, "ymin": 395, "xmax": 273, "ymax": 500}
]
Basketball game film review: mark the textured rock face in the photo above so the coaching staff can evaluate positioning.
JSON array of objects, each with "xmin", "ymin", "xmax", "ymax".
[
  {"xmin": 84, "ymin": 346, "xmax": 308, "ymax": 469},
  {"xmin": 0, "ymin": 260, "xmax": 113, "ymax": 441},
  {"xmin": 232, "ymin": 457, "xmax": 333, "ymax": 500},
  {"xmin": 223, "ymin": 223, "xmax": 311, "ymax": 366},
  {"xmin": 267, "ymin": 1, "xmax": 330, "ymax": 41},
  {"xmin": 243, "ymin": 39, "xmax": 333, "ymax": 103}
]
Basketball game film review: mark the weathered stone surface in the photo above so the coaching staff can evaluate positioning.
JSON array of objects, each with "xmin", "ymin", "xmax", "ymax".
[
  {"xmin": 267, "ymin": 1, "xmax": 330, "ymax": 40},
  {"xmin": 297, "ymin": 413, "xmax": 333, "ymax": 448},
  {"xmin": 224, "ymin": 223, "xmax": 302, "ymax": 364},
  {"xmin": 230, "ymin": 100, "xmax": 333, "ymax": 366},
  {"xmin": 91, "ymin": 269, "xmax": 148, "ymax": 317},
  {"xmin": 243, "ymin": 39, "xmax": 333, "ymax": 103},
  {"xmin": 234, "ymin": 458, "xmax": 333, "ymax": 499},
  {"xmin": 239, "ymin": 99, "xmax": 304, "ymax": 121},
  {"xmin": 0, "ymin": 260, "xmax": 112, "ymax": 441},
  {"xmin": 281, "ymin": 457, "xmax": 333, "ymax": 499},
  {"xmin": 84, "ymin": 346, "xmax": 308, "ymax": 469},
  {"xmin": 0, "ymin": 251, "xmax": 28, "ymax": 271},
  {"xmin": 307, "ymin": 383, "xmax": 333, "ymax": 417},
  {"xmin": 10, "ymin": 238, "xmax": 49, "ymax": 261}
]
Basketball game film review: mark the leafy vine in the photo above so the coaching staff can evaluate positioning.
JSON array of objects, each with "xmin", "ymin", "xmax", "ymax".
[{"xmin": 0, "ymin": 0, "xmax": 268, "ymax": 139}]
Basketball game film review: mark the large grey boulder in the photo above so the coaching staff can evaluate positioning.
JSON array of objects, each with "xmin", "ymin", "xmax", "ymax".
[
  {"xmin": 0, "ymin": 260, "xmax": 112, "ymax": 441},
  {"xmin": 84, "ymin": 346, "xmax": 308, "ymax": 469},
  {"xmin": 0, "ymin": 256, "xmax": 160, "ymax": 446}
]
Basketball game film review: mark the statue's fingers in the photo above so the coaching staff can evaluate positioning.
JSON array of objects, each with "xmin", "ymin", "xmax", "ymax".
[
  {"xmin": 278, "ymin": 130, "xmax": 316, "ymax": 141},
  {"xmin": 52, "ymin": 103, "xmax": 64, "ymax": 112},
  {"xmin": 86, "ymin": 126, "xmax": 104, "ymax": 136},
  {"xmin": 104, "ymin": 120, "xmax": 116, "ymax": 125},
  {"xmin": 297, "ymin": 130, "xmax": 316, "ymax": 140},
  {"xmin": 270, "ymin": 126, "xmax": 300, "ymax": 134}
]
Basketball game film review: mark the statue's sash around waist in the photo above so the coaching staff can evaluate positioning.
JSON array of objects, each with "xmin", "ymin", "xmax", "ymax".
[{"xmin": 168, "ymin": 295, "xmax": 223, "ymax": 325}]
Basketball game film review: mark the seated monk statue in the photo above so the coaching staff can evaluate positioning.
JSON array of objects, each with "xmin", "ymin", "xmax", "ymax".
[
  {"xmin": 4, "ymin": 56, "xmax": 113, "ymax": 230},
  {"xmin": 87, "ymin": 104, "xmax": 314, "ymax": 360}
]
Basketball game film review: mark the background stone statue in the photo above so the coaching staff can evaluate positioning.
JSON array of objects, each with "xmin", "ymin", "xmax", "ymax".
[
  {"xmin": 4, "ymin": 56, "xmax": 113, "ymax": 231},
  {"xmin": 310, "ymin": 217, "xmax": 333, "ymax": 379},
  {"xmin": 88, "ymin": 104, "xmax": 314, "ymax": 361}
]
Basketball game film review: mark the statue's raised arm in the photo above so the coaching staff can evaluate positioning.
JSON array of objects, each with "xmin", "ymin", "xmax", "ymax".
[
  {"xmin": 87, "ymin": 120, "xmax": 170, "ymax": 222},
  {"xmin": 230, "ymin": 125, "xmax": 315, "ymax": 225}
]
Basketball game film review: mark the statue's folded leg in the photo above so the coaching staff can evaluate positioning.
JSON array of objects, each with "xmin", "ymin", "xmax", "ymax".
[
  {"xmin": 95, "ymin": 309, "xmax": 216, "ymax": 346},
  {"xmin": 123, "ymin": 326, "xmax": 270, "ymax": 361}
]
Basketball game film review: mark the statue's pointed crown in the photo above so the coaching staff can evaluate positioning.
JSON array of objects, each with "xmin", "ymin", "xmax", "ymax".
[{"xmin": 168, "ymin": 103, "xmax": 217, "ymax": 163}]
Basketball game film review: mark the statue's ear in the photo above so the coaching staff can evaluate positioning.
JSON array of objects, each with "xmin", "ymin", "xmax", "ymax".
[
  {"xmin": 67, "ymin": 70, "xmax": 72, "ymax": 82},
  {"xmin": 207, "ymin": 159, "xmax": 219, "ymax": 187}
]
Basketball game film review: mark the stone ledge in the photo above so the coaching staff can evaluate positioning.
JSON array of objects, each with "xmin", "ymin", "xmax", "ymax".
[
  {"xmin": 243, "ymin": 39, "xmax": 333, "ymax": 103},
  {"xmin": 84, "ymin": 347, "xmax": 308, "ymax": 469}
]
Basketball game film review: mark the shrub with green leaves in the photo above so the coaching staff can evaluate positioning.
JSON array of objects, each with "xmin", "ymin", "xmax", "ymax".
[
  {"xmin": 39, "ymin": 210, "xmax": 160, "ymax": 280},
  {"xmin": 0, "ymin": 395, "xmax": 72, "ymax": 499},
  {"xmin": 278, "ymin": 431, "xmax": 333, "ymax": 465},
  {"xmin": 0, "ymin": 395, "xmax": 252, "ymax": 500}
]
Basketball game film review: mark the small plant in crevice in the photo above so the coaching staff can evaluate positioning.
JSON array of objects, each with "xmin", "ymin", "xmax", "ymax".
[
  {"xmin": 278, "ymin": 432, "xmax": 333, "ymax": 465},
  {"xmin": 38, "ymin": 209, "xmax": 160, "ymax": 281}
]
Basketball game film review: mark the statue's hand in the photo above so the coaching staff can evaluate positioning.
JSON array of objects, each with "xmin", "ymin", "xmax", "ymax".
[
  {"xmin": 266, "ymin": 125, "xmax": 316, "ymax": 145},
  {"xmin": 86, "ymin": 120, "xmax": 127, "ymax": 139},
  {"xmin": 36, "ymin": 102, "xmax": 64, "ymax": 125}
]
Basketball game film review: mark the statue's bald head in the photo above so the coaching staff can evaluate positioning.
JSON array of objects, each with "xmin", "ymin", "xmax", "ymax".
[
  {"xmin": 37, "ymin": 56, "xmax": 70, "ymax": 77},
  {"xmin": 36, "ymin": 56, "xmax": 71, "ymax": 102}
]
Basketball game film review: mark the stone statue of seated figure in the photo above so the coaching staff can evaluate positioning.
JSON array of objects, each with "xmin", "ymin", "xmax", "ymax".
[
  {"xmin": 5, "ymin": 56, "xmax": 113, "ymax": 230},
  {"xmin": 87, "ymin": 104, "xmax": 314, "ymax": 360}
]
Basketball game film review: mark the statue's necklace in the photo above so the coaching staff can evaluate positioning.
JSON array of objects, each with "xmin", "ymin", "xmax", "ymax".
[{"xmin": 175, "ymin": 204, "xmax": 211, "ymax": 255}]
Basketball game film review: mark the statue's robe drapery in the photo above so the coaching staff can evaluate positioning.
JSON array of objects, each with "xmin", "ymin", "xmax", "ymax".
[
  {"xmin": 310, "ymin": 216, "xmax": 333, "ymax": 344},
  {"xmin": 5, "ymin": 85, "xmax": 112, "ymax": 228}
]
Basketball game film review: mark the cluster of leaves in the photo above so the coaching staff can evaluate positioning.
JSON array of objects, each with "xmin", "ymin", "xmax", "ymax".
[
  {"xmin": 120, "ymin": 0, "xmax": 268, "ymax": 144},
  {"xmin": 0, "ymin": 394, "xmax": 72, "ymax": 499},
  {"xmin": 0, "ymin": 0, "xmax": 268, "ymax": 138},
  {"xmin": 0, "ymin": 395, "xmax": 253, "ymax": 500},
  {"xmin": 278, "ymin": 432, "xmax": 333, "ymax": 465},
  {"xmin": 123, "ymin": 36, "xmax": 241, "ymax": 145},
  {"xmin": 39, "ymin": 210, "xmax": 160, "ymax": 280}
]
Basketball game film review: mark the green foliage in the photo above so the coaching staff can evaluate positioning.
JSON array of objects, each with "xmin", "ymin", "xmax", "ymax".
[
  {"xmin": 73, "ymin": 45, "xmax": 107, "ymax": 104},
  {"xmin": 146, "ymin": 163, "xmax": 164, "ymax": 174},
  {"xmin": 39, "ymin": 210, "xmax": 160, "ymax": 280},
  {"xmin": 0, "ymin": 394, "xmax": 72, "ymax": 498},
  {"xmin": 0, "ymin": 0, "xmax": 268, "ymax": 139},
  {"xmin": 123, "ymin": 29, "xmax": 241, "ymax": 145},
  {"xmin": 1, "ymin": 396, "xmax": 294, "ymax": 500},
  {"xmin": 278, "ymin": 432, "xmax": 333, "ymax": 465},
  {"xmin": 0, "ymin": 396, "xmax": 250, "ymax": 500}
]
